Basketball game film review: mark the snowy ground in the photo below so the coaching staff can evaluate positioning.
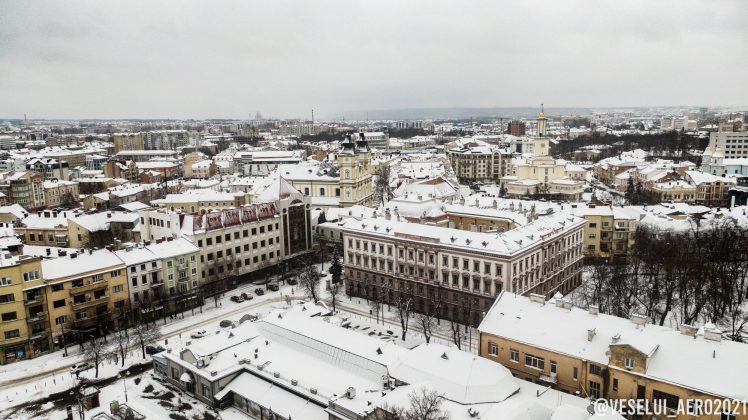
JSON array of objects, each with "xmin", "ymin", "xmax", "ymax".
[
  {"xmin": 316, "ymin": 270, "xmax": 481, "ymax": 352},
  {"xmin": 1, "ymin": 260, "xmax": 482, "ymax": 419},
  {"xmin": 0, "ymin": 278, "xmax": 306, "ymax": 418}
]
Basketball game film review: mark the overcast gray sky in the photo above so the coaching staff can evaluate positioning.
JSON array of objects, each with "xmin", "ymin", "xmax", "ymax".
[{"xmin": 1, "ymin": 0, "xmax": 746, "ymax": 119}]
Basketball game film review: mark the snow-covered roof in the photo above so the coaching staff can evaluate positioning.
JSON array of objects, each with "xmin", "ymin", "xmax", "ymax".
[
  {"xmin": 255, "ymin": 176, "xmax": 303, "ymax": 203},
  {"xmin": 215, "ymin": 372, "xmax": 328, "ymax": 420},
  {"xmin": 153, "ymin": 190, "xmax": 236, "ymax": 205},
  {"xmin": 385, "ymin": 195, "xmax": 443, "ymax": 219},
  {"xmin": 388, "ymin": 343, "xmax": 519, "ymax": 404},
  {"xmin": 69, "ymin": 212, "xmax": 138, "ymax": 232},
  {"xmin": 0, "ymin": 203, "xmax": 27, "ymax": 220},
  {"xmin": 18, "ymin": 211, "xmax": 70, "ymax": 229},
  {"xmin": 114, "ymin": 246, "xmax": 158, "ymax": 266},
  {"xmin": 480, "ymin": 292, "xmax": 748, "ymax": 401},
  {"xmin": 685, "ymin": 170, "xmax": 736, "ymax": 185},
  {"xmin": 115, "ymin": 201, "xmax": 151, "ymax": 212},
  {"xmin": 341, "ymin": 212, "xmax": 584, "ymax": 256},
  {"xmin": 275, "ymin": 161, "xmax": 338, "ymax": 181},
  {"xmin": 145, "ymin": 237, "xmax": 198, "ymax": 259},
  {"xmin": 395, "ymin": 176, "xmax": 458, "ymax": 200},
  {"xmin": 41, "ymin": 249, "xmax": 124, "ymax": 280}
]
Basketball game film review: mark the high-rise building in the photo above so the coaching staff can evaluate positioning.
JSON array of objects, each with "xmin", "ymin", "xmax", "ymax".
[
  {"xmin": 112, "ymin": 132, "xmax": 145, "ymax": 153},
  {"xmin": 507, "ymin": 120, "xmax": 526, "ymax": 136}
]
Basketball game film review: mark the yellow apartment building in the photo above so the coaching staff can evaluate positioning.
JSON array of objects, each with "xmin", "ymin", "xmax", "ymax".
[
  {"xmin": 42, "ymin": 249, "xmax": 129, "ymax": 345},
  {"xmin": 0, "ymin": 253, "xmax": 48, "ymax": 364},
  {"xmin": 571, "ymin": 205, "xmax": 639, "ymax": 259},
  {"xmin": 479, "ymin": 292, "xmax": 748, "ymax": 420}
]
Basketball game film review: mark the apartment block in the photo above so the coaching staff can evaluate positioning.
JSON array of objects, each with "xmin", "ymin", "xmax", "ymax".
[
  {"xmin": 0, "ymin": 253, "xmax": 48, "ymax": 364},
  {"xmin": 42, "ymin": 250, "xmax": 129, "ymax": 345},
  {"xmin": 112, "ymin": 132, "xmax": 145, "ymax": 153},
  {"xmin": 43, "ymin": 179, "xmax": 79, "ymax": 208},
  {"xmin": 479, "ymin": 292, "xmax": 748, "ymax": 419},
  {"xmin": 447, "ymin": 145, "xmax": 513, "ymax": 183}
]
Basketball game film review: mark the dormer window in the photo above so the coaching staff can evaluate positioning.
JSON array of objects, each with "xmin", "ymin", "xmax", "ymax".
[{"xmin": 625, "ymin": 357, "xmax": 635, "ymax": 369}]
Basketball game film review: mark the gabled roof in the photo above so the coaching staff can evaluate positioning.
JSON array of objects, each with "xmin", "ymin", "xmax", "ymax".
[{"xmin": 480, "ymin": 292, "xmax": 748, "ymax": 400}]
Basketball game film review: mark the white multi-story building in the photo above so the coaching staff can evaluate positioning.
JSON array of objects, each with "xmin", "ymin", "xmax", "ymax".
[
  {"xmin": 341, "ymin": 211, "xmax": 585, "ymax": 325},
  {"xmin": 144, "ymin": 130, "xmax": 190, "ymax": 150},
  {"xmin": 233, "ymin": 150, "xmax": 305, "ymax": 176},
  {"xmin": 705, "ymin": 129, "xmax": 748, "ymax": 160},
  {"xmin": 447, "ymin": 145, "xmax": 514, "ymax": 183},
  {"xmin": 139, "ymin": 177, "xmax": 313, "ymax": 293}
]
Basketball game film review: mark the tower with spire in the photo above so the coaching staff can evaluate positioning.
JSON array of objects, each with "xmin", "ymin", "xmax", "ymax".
[
  {"xmin": 533, "ymin": 104, "xmax": 550, "ymax": 158},
  {"xmin": 537, "ymin": 103, "xmax": 548, "ymax": 138}
]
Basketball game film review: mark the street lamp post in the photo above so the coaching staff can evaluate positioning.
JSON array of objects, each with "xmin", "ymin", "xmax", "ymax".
[{"xmin": 120, "ymin": 370, "xmax": 130, "ymax": 402}]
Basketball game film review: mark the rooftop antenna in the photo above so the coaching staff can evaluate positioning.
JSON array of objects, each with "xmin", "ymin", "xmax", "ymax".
[{"xmin": 311, "ymin": 108, "xmax": 314, "ymax": 125}]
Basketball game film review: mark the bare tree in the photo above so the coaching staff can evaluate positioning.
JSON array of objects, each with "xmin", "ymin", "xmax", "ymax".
[
  {"xmin": 373, "ymin": 387, "xmax": 449, "ymax": 420},
  {"xmin": 133, "ymin": 318, "xmax": 161, "ymax": 359},
  {"xmin": 450, "ymin": 318, "xmax": 465, "ymax": 350},
  {"xmin": 403, "ymin": 387, "xmax": 449, "ymax": 420},
  {"xmin": 113, "ymin": 327, "xmax": 130, "ymax": 367},
  {"xmin": 373, "ymin": 163, "xmax": 393, "ymax": 206},
  {"xmin": 394, "ymin": 290, "xmax": 414, "ymax": 341},
  {"xmin": 84, "ymin": 335, "xmax": 110, "ymax": 379},
  {"xmin": 416, "ymin": 292, "xmax": 442, "ymax": 344},
  {"xmin": 297, "ymin": 254, "xmax": 321, "ymax": 302},
  {"xmin": 370, "ymin": 293, "xmax": 383, "ymax": 325},
  {"xmin": 329, "ymin": 248, "xmax": 343, "ymax": 312}
]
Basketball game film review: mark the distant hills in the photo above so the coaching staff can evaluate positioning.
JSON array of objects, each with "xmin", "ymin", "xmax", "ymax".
[{"xmin": 325, "ymin": 107, "xmax": 593, "ymax": 120}]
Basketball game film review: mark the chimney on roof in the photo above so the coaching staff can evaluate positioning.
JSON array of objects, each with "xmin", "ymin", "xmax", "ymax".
[
  {"xmin": 107, "ymin": 212, "xmax": 112, "ymax": 218},
  {"xmin": 704, "ymin": 326, "xmax": 723, "ymax": 342},
  {"xmin": 70, "ymin": 252, "xmax": 77, "ymax": 259},
  {"xmin": 630, "ymin": 313, "xmax": 648, "ymax": 326},
  {"xmin": 588, "ymin": 304, "xmax": 599, "ymax": 315},
  {"xmin": 46, "ymin": 248, "xmax": 50, "ymax": 256},
  {"xmin": 529, "ymin": 293, "xmax": 546, "ymax": 304},
  {"xmin": 384, "ymin": 208, "xmax": 391, "ymax": 221},
  {"xmin": 680, "ymin": 324, "xmax": 698, "ymax": 337},
  {"xmin": 587, "ymin": 328, "xmax": 596, "ymax": 342}
]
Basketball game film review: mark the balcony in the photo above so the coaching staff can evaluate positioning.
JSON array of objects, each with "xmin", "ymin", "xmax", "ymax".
[
  {"xmin": 70, "ymin": 280, "xmax": 108, "ymax": 295},
  {"xmin": 539, "ymin": 372, "xmax": 558, "ymax": 384},
  {"xmin": 29, "ymin": 327, "xmax": 49, "ymax": 341},
  {"xmin": 71, "ymin": 294, "xmax": 110, "ymax": 310},
  {"xmin": 26, "ymin": 311, "xmax": 47, "ymax": 323},
  {"xmin": 24, "ymin": 297, "xmax": 45, "ymax": 306}
]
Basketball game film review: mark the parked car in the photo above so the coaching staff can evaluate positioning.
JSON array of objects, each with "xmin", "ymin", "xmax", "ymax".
[
  {"xmin": 70, "ymin": 362, "xmax": 92, "ymax": 374},
  {"xmin": 241, "ymin": 292, "xmax": 254, "ymax": 300},
  {"xmin": 254, "ymin": 288, "xmax": 265, "ymax": 296},
  {"xmin": 145, "ymin": 345, "xmax": 166, "ymax": 355},
  {"xmin": 230, "ymin": 295, "xmax": 243, "ymax": 303},
  {"xmin": 286, "ymin": 278, "xmax": 298, "ymax": 285},
  {"xmin": 219, "ymin": 320, "xmax": 233, "ymax": 328},
  {"xmin": 190, "ymin": 330, "xmax": 207, "ymax": 339},
  {"xmin": 267, "ymin": 283, "xmax": 279, "ymax": 292}
]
